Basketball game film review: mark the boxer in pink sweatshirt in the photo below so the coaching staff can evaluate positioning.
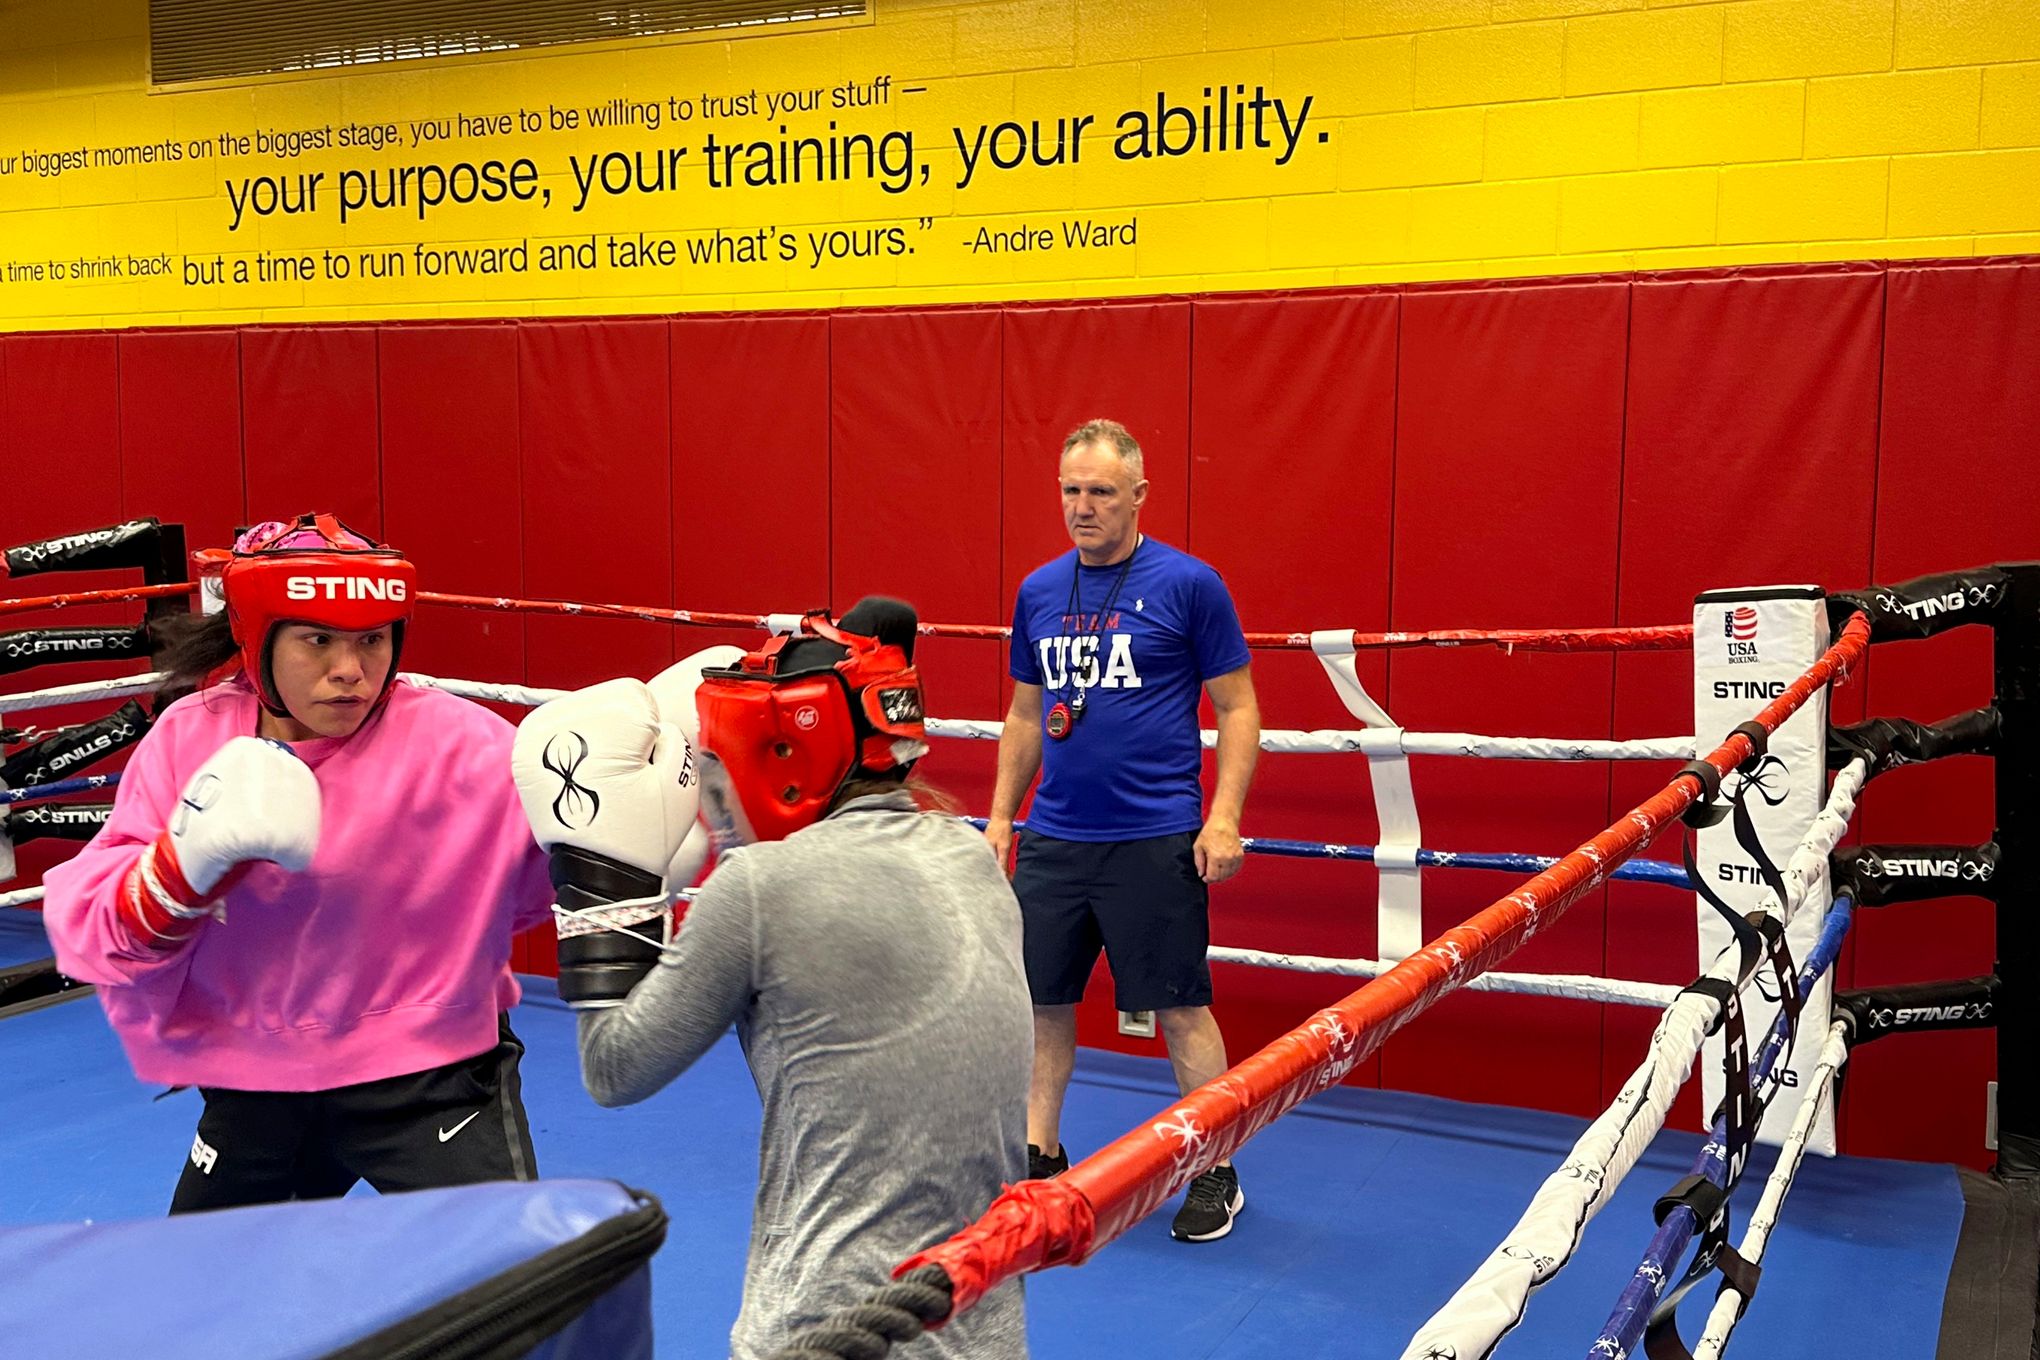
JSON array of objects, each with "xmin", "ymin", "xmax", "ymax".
[{"xmin": 42, "ymin": 515, "xmax": 553, "ymax": 1213}]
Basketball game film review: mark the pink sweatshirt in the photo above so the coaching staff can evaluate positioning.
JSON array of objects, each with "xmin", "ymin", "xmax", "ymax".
[{"xmin": 42, "ymin": 678, "xmax": 554, "ymax": 1090}]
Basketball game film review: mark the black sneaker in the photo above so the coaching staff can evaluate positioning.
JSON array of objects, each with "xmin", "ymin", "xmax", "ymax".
[
  {"xmin": 1170, "ymin": 1164, "xmax": 1244, "ymax": 1242},
  {"xmin": 1027, "ymin": 1143, "xmax": 1069, "ymax": 1180}
]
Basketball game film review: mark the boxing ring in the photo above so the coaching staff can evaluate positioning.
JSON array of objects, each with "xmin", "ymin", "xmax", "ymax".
[{"xmin": 1, "ymin": 519, "xmax": 2030, "ymax": 1358}]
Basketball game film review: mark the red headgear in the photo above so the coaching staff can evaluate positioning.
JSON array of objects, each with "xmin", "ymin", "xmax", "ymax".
[
  {"xmin": 693, "ymin": 602, "xmax": 928, "ymax": 847},
  {"xmin": 218, "ymin": 514, "xmax": 416, "ymax": 717}
]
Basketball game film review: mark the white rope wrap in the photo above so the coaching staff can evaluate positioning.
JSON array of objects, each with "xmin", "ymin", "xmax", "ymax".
[
  {"xmin": 0, "ymin": 672, "xmax": 166, "ymax": 713},
  {"xmin": 1307, "ymin": 628, "xmax": 1428, "ymax": 960},
  {"xmin": 551, "ymin": 894, "xmax": 675, "ymax": 1007},
  {"xmin": 1692, "ymin": 1019, "xmax": 1851, "ymax": 1358},
  {"xmin": 1207, "ymin": 947, "xmax": 1682, "ymax": 1008},
  {"xmin": 0, "ymin": 886, "xmax": 43, "ymax": 910},
  {"xmin": 401, "ymin": 673, "xmax": 567, "ymax": 708},
  {"xmin": 550, "ymin": 893, "xmax": 669, "ymax": 941},
  {"xmin": 925, "ymin": 716, "xmax": 1691, "ymax": 758},
  {"xmin": 0, "ymin": 674, "xmax": 1695, "ymax": 760},
  {"xmin": 1397, "ymin": 756, "xmax": 1870, "ymax": 1360}
]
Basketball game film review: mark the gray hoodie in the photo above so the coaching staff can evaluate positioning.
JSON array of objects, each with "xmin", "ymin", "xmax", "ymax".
[{"xmin": 576, "ymin": 791, "xmax": 1033, "ymax": 1360}]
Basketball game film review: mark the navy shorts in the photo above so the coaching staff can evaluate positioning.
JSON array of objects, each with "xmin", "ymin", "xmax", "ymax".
[{"xmin": 1012, "ymin": 829, "xmax": 1212, "ymax": 1011}]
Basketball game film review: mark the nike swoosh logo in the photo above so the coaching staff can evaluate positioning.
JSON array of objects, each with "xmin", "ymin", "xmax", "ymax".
[{"xmin": 438, "ymin": 1110, "xmax": 481, "ymax": 1142}]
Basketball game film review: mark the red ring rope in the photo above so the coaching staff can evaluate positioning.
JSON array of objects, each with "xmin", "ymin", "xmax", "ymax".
[{"xmin": 1, "ymin": 580, "xmax": 1693, "ymax": 653}]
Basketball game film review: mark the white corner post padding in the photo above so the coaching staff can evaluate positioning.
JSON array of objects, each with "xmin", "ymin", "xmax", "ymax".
[{"xmin": 1692, "ymin": 586, "xmax": 1837, "ymax": 1156}]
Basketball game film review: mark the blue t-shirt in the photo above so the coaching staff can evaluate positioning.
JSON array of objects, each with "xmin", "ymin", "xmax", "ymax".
[{"xmin": 1009, "ymin": 538, "xmax": 1250, "ymax": 841}]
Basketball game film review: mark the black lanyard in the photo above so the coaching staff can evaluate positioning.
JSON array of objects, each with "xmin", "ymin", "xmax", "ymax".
[{"xmin": 1047, "ymin": 537, "xmax": 1139, "ymax": 739}]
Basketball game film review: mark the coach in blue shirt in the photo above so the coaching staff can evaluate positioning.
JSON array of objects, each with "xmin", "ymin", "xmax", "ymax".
[{"xmin": 985, "ymin": 417, "xmax": 1261, "ymax": 1244}]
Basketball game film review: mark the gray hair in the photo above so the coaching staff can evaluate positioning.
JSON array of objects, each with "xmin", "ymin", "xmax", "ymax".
[{"xmin": 1061, "ymin": 418, "xmax": 1144, "ymax": 481}]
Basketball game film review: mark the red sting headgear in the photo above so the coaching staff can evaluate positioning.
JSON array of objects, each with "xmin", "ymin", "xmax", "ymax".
[
  {"xmin": 693, "ymin": 599, "xmax": 928, "ymax": 847},
  {"xmin": 217, "ymin": 514, "xmax": 416, "ymax": 717}
]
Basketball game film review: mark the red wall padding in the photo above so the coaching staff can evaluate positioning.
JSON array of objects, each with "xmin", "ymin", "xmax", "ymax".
[
  {"xmin": 1185, "ymin": 291, "xmax": 1400, "ymax": 1085},
  {"xmin": 118, "ymin": 330, "xmax": 246, "ymax": 553},
  {"xmin": 3, "ymin": 258, "xmax": 2032, "ymax": 1169},
  {"xmin": 1, "ymin": 334, "xmax": 129, "ymax": 895},
  {"xmin": 517, "ymin": 320, "xmax": 674, "ymax": 690},
  {"xmin": 1387, "ymin": 279, "xmax": 1630, "ymax": 1116},
  {"xmin": 1607, "ymin": 267, "xmax": 1885, "ymax": 1125},
  {"xmin": 379, "ymin": 323, "xmax": 526, "ymax": 689},
  {"xmin": 240, "ymin": 328, "xmax": 382, "ymax": 533},
  {"xmin": 831, "ymin": 310, "xmax": 1005, "ymax": 818},
  {"xmin": 1851, "ymin": 259, "xmax": 2040, "ymax": 1162},
  {"xmin": 670, "ymin": 314, "xmax": 831, "ymax": 662}
]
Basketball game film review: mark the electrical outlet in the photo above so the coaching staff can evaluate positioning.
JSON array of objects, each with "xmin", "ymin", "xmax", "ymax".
[{"xmin": 1118, "ymin": 1009, "xmax": 1156, "ymax": 1039}]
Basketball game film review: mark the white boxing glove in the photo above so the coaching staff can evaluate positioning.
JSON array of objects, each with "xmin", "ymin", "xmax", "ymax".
[
  {"xmin": 647, "ymin": 646, "xmax": 743, "ymax": 887},
  {"xmin": 511, "ymin": 677, "xmax": 701, "ymax": 1007},
  {"xmin": 650, "ymin": 645, "xmax": 744, "ymax": 749},
  {"xmin": 119, "ymin": 737, "xmax": 321, "ymax": 949}
]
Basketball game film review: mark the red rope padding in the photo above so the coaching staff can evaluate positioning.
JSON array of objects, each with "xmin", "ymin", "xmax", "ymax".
[
  {"xmin": 418, "ymin": 590, "xmax": 774, "ymax": 631},
  {"xmin": 0, "ymin": 581, "xmax": 1695, "ymax": 653},
  {"xmin": 898, "ymin": 611, "xmax": 1870, "ymax": 1322},
  {"xmin": 1248, "ymin": 624, "xmax": 1696, "ymax": 652},
  {"xmin": 0, "ymin": 584, "xmax": 193, "ymax": 618}
]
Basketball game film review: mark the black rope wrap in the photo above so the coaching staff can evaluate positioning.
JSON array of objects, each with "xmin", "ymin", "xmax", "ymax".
[
  {"xmin": 1832, "ymin": 842, "xmax": 2001, "ymax": 906},
  {"xmin": 1837, "ymin": 975, "xmax": 1999, "ymax": 1047},
  {"xmin": 1, "ymin": 518, "xmax": 161, "ymax": 579},
  {"xmin": 0, "ymin": 699, "xmax": 151, "ymax": 789},
  {"xmin": 1828, "ymin": 706, "xmax": 1998, "ymax": 777},
  {"xmin": 768, "ymin": 1267, "xmax": 954, "ymax": 1360},
  {"xmin": 1827, "ymin": 566, "xmax": 2010, "ymax": 642},
  {"xmin": 0, "ymin": 624, "xmax": 153, "ymax": 677},
  {"xmin": 1728, "ymin": 720, "xmax": 1769, "ymax": 763},
  {"xmin": 1677, "ymin": 758, "xmax": 1727, "ymax": 827}
]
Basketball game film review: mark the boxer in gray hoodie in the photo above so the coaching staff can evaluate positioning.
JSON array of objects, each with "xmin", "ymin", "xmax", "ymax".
[{"xmin": 515, "ymin": 599, "xmax": 1032, "ymax": 1360}]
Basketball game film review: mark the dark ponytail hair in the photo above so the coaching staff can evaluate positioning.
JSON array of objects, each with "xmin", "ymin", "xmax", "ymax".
[
  {"xmin": 827, "ymin": 770, "xmax": 963, "ymax": 818},
  {"xmin": 149, "ymin": 611, "xmax": 238, "ymax": 707}
]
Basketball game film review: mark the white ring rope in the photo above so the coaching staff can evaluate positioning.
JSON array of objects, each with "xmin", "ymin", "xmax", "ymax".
[
  {"xmin": 0, "ymin": 672, "xmax": 1696, "ymax": 761},
  {"xmin": 1396, "ymin": 755, "xmax": 1870, "ymax": 1360},
  {"xmin": 1692, "ymin": 1018, "xmax": 1852, "ymax": 1358},
  {"xmin": 0, "ymin": 672, "xmax": 167, "ymax": 714},
  {"xmin": 0, "ymin": 891, "xmax": 1684, "ymax": 1007},
  {"xmin": 0, "ymin": 673, "xmax": 1698, "ymax": 1014},
  {"xmin": 922, "ymin": 716, "xmax": 1695, "ymax": 761},
  {"xmin": 1208, "ymin": 946, "xmax": 1683, "ymax": 1008}
]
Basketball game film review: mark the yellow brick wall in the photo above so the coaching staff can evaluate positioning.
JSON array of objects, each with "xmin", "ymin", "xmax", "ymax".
[{"xmin": 0, "ymin": 0, "xmax": 2036, "ymax": 328}]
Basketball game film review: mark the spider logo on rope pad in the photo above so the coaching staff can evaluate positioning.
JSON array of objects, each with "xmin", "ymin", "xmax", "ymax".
[
  {"xmin": 1152, "ymin": 1109, "xmax": 1210, "ymax": 1170},
  {"xmin": 1728, "ymin": 754, "xmax": 1791, "ymax": 807}
]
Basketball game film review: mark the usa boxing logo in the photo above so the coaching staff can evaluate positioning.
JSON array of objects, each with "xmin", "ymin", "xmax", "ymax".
[
  {"xmin": 1723, "ymin": 604, "xmax": 1760, "ymax": 665},
  {"xmin": 543, "ymin": 731, "xmax": 600, "ymax": 829}
]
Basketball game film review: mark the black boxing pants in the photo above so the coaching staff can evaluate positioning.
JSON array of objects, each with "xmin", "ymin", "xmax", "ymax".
[{"xmin": 168, "ymin": 1013, "xmax": 537, "ymax": 1215}]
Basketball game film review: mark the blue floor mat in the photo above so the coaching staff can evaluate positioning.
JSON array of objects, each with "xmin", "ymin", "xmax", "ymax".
[
  {"xmin": 0, "ymin": 909, "xmax": 51, "ymax": 969},
  {"xmin": 0, "ymin": 977, "xmax": 1963, "ymax": 1357}
]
